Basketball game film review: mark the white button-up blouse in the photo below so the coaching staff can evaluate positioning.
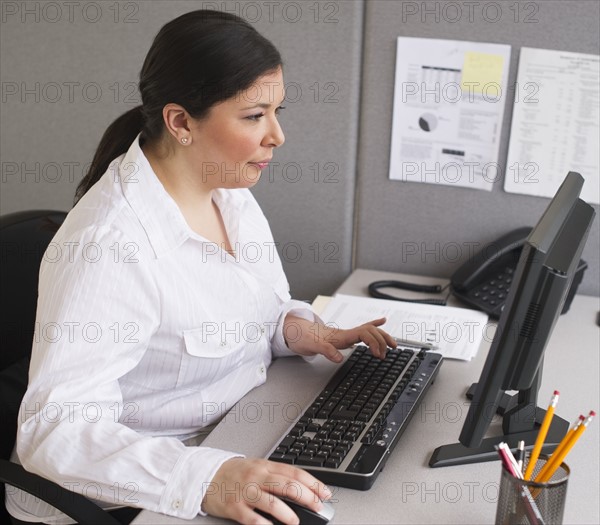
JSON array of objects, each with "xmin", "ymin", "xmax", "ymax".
[{"xmin": 6, "ymin": 134, "xmax": 316, "ymax": 522}]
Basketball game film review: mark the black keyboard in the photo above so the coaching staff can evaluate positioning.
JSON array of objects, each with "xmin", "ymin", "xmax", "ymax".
[{"xmin": 267, "ymin": 344, "xmax": 443, "ymax": 490}]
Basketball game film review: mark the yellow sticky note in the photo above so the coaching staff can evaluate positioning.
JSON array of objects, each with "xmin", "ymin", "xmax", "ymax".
[{"xmin": 461, "ymin": 52, "xmax": 504, "ymax": 95}]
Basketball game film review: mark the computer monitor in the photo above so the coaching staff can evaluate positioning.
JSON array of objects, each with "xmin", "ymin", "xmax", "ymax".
[{"xmin": 429, "ymin": 171, "xmax": 596, "ymax": 467}]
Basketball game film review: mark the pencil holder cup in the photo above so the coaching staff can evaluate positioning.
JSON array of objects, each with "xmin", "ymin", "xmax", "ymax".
[{"xmin": 495, "ymin": 455, "xmax": 570, "ymax": 525}]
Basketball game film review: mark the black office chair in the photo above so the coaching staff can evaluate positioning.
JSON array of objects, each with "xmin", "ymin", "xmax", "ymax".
[{"xmin": 0, "ymin": 210, "xmax": 121, "ymax": 525}]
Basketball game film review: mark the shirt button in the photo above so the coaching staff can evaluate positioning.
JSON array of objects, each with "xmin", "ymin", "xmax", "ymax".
[
  {"xmin": 172, "ymin": 499, "xmax": 182, "ymax": 509},
  {"xmin": 220, "ymin": 341, "xmax": 227, "ymax": 347},
  {"xmin": 259, "ymin": 366, "xmax": 265, "ymax": 374}
]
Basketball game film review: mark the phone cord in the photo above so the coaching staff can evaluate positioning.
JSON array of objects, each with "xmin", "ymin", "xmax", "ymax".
[{"xmin": 367, "ymin": 280, "xmax": 451, "ymax": 306}]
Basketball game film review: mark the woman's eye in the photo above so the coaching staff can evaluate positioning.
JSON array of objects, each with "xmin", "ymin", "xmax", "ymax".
[
  {"xmin": 246, "ymin": 106, "xmax": 285, "ymax": 121},
  {"xmin": 246, "ymin": 113, "xmax": 264, "ymax": 121}
]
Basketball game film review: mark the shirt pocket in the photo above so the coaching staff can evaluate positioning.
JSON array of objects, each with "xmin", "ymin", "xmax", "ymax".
[{"xmin": 176, "ymin": 326, "xmax": 246, "ymax": 389}]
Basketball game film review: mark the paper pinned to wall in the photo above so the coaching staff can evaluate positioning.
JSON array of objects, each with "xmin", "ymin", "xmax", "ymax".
[
  {"xmin": 504, "ymin": 47, "xmax": 600, "ymax": 204},
  {"xmin": 389, "ymin": 37, "xmax": 511, "ymax": 191}
]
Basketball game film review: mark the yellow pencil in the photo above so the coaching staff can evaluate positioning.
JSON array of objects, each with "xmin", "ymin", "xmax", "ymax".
[
  {"xmin": 534, "ymin": 411, "xmax": 595, "ymax": 484},
  {"xmin": 550, "ymin": 415, "xmax": 584, "ymax": 460},
  {"xmin": 530, "ymin": 415, "xmax": 583, "ymax": 487},
  {"xmin": 525, "ymin": 390, "xmax": 559, "ymax": 480}
]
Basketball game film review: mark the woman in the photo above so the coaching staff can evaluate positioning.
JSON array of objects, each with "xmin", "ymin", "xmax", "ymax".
[{"xmin": 6, "ymin": 10, "xmax": 396, "ymax": 525}]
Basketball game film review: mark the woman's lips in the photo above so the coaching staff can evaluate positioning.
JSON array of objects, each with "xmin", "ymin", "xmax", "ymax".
[{"xmin": 249, "ymin": 160, "xmax": 271, "ymax": 169}]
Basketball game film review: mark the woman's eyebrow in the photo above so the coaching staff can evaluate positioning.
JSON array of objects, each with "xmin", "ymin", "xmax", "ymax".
[{"xmin": 241, "ymin": 98, "xmax": 286, "ymax": 110}]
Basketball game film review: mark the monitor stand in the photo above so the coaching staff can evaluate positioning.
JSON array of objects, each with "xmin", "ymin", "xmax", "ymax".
[
  {"xmin": 429, "ymin": 375, "xmax": 569, "ymax": 468},
  {"xmin": 466, "ymin": 382, "xmax": 516, "ymax": 415}
]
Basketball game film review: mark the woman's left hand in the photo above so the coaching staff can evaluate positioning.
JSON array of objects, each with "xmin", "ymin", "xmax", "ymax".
[{"xmin": 283, "ymin": 315, "xmax": 397, "ymax": 363}]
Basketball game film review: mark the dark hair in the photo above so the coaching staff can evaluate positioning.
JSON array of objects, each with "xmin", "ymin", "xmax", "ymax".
[{"xmin": 75, "ymin": 10, "xmax": 282, "ymax": 203}]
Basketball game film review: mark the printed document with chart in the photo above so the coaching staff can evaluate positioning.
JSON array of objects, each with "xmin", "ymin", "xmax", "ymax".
[{"xmin": 389, "ymin": 37, "xmax": 511, "ymax": 191}]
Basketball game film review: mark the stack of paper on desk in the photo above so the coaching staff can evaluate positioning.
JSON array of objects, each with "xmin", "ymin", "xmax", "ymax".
[{"xmin": 317, "ymin": 294, "xmax": 489, "ymax": 361}]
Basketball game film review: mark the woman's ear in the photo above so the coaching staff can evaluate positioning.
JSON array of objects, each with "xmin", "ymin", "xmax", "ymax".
[{"xmin": 162, "ymin": 103, "xmax": 193, "ymax": 145}]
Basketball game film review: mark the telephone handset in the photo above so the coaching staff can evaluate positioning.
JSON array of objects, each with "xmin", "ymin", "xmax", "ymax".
[
  {"xmin": 369, "ymin": 226, "xmax": 586, "ymax": 318},
  {"xmin": 450, "ymin": 227, "xmax": 532, "ymax": 319},
  {"xmin": 368, "ymin": 228, "xmax": 532, "ymax": 314}
]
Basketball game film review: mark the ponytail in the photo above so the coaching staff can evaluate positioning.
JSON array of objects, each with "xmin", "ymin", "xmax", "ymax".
[{"xmin": 74, "ymin": 105, "xmax": 144, "ymax": 204}]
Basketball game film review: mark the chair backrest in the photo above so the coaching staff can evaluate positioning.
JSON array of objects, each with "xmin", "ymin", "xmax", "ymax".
[
  {"xmin": 0, "ymin": 210, "xmax": 67, "ymax": 371},
  {"xmin": 0, "ymin": 210, "xmax": 66, "ymax": 522},
  {"xmin": 0, "ymin": 210, "xmax": 66, "ymax": 459},
  {"xmin": 0, "ymin": 210, "xmax": 123, "ymax": 525}
]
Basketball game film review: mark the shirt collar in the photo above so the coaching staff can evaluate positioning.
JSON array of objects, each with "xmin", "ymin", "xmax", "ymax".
[{"xmin": 119, "ymin": 133, "xmax": 247, "ymax": 259}]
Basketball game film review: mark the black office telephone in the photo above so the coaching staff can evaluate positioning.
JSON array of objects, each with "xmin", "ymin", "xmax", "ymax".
[
  {"xmin": 368, "ymin": 227, "xmax": 587, "ymax": 318},
  {"xmin": 451, "ymin": 226, "xmax": 587, "ymax": 318},
  {"xmin": 450, "ymin": 227, "xmax": 531, "ymax": 318}
]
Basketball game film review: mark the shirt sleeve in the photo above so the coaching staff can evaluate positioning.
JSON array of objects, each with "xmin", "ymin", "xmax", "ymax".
[{"xmin": 16, "ymin": 225, "xmax": 240, "ymax": 519}]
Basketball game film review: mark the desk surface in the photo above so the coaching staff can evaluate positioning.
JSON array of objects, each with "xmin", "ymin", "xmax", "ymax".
[{"xmin": 134, "ymin": 269, "xmax": 600, "ymax": 524}]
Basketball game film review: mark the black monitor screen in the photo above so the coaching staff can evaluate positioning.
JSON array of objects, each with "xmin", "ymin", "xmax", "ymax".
[{"xmin": 430, "ymin": 172, "xmax": 596, "ymax": 467}]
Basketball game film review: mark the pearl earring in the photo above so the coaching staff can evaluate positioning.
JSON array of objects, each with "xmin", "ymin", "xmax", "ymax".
[{"xmin": 181, "ymin": 137, "xmax": 189, "ymax": 144}]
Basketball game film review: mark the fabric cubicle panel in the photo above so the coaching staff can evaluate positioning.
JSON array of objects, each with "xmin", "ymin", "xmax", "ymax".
[
  {"xmin": 0, "ymin": 0, "xmax": 363, "ymax": 301},
  {"xmin": 354, "ymin": 0, "xmax": 599, "ymax": 296},
  {"xmin": 250, "ymin": 0, "xmax": 363, "ymax": 300}
]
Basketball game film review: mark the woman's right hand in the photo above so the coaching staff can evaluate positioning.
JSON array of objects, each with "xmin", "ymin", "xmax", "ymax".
[{"xmin": 201, "ymin": 457, "xmax": 332, "ymax": 524}]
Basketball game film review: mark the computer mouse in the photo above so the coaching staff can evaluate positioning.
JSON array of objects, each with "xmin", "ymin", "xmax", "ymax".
[{"xmin": 255, "ymin": 496, "xmax": 335, "ymax": 525}]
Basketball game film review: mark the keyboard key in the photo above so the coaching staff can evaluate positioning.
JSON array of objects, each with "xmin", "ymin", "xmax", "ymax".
[
  {"xmin": 270, "ymin": 453, "xmax": 296, "ymax": 464},
  {"xmin": 296, "ymin": 455, "xmax": 325, "ymax": 467},
  {"xmin": 306, "ymin": 422, "xmax": 321, "ymax": 432},
  {"xmin": 339, "ymin": 440, "xmax": 353, "ymax": 451},
  {"xmin": 315, "ymin": 430, "xmax": 329, "ymax": 441},
  {"xmin": 345, "ymin": 430, "xmax": 359, "ymax": 441},
  {"xmin": 349, "ymin": 423, "xmax": 365, "ymax": 433},
  {"xmin": 357, "ymin": 412, "xmax": 371, "ymax": 422},
  {"xmin": 330, "ymin": 430, "xmax": 344, "ymax": 441},
  {"xmin": 331, "ymin": 409, "xmax": 359, "ymax": 420},
  {"xmin": 330, "ymin": 450, "xmax": 346, "ymax": 461},
  {"xmin": 305, "ymin": 405, "xmax": 319, "ymax": 418},
  {"xmin": 324, "ymin": 457, "xmax": 341, "ymax": 468},
  {"xmin": 280, "ymin": 436, "xmax": 296, "ymax": 448}
]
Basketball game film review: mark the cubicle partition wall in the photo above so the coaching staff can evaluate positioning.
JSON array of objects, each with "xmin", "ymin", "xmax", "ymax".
[
  {"xmin": 355, "ymin": 0, "xmax": 600, "ymax": 297},
  {"xmin": 0, "ymin": 0, "xmax": 363, "ymax": 300},
  {"xmin": 1, "ymin": 0, "xmax": 598, "ymax": 300}
]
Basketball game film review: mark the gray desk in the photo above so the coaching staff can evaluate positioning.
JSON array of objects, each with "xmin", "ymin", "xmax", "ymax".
[{"xmin": 133, "ymin": 269, "xmax": 599, "ymax": 524}]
